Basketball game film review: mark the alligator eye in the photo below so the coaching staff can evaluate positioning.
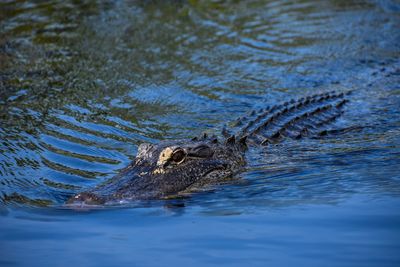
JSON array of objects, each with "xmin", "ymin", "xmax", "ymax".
[{"xmin": 171, "ymin": 149, "xmax": 186, "ymax": 163}]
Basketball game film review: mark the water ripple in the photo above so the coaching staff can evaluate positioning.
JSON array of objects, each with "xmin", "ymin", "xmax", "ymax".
[{"xmin": 0, "ymin": 0, "xmax": 399, "ymax": 208}]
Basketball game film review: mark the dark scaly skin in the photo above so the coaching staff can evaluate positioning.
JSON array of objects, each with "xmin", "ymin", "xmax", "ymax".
[{"xmin": 67, "ymin": 91, "xmax": 350, "ymax": 206}]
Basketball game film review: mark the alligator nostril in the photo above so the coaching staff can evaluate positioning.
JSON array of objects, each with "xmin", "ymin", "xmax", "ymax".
[{"xmin": 67, "ymin": 192, "xmax": 105, "ymax": 206}]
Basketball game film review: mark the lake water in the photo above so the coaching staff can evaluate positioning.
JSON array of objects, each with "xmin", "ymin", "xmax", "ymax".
[{"xmin": 1, "ymin": 0, "xmax": 400, "ymax": 266}]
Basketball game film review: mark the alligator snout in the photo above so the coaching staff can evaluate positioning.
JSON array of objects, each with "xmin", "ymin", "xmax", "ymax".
[{"xmin": 66, "ymin": 192, "xmax": 105, "ymax": 206}]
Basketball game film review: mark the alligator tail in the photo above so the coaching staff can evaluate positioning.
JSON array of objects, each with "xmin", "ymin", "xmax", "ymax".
[{"xmin": 226, "ymin": 91, "xmax": 351, "ymax": 146}]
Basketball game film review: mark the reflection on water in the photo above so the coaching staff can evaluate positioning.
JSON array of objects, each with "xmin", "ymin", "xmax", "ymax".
[{"xmin": 0, "ymin": 0, "xmax": 400, "ymax": 266}]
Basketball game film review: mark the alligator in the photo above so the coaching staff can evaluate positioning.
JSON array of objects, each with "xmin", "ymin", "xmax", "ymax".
[{"xmin": 67, "ymin": 90, "xmax": 352, "ymax": 206}]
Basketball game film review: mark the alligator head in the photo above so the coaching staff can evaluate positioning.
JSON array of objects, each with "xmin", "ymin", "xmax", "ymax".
[{"xmin": 67, "ymin": 135, "xmax": 246, "ymax": 206}]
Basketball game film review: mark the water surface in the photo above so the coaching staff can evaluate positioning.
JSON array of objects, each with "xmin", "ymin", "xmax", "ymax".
[{"xmin": 1, "ymin": 0, "xmax": 400, "ymax": 266}]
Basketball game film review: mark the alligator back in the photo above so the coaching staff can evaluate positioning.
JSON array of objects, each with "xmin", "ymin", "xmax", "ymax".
[{"xmin": 225, "ymin": 91, "xmax": 351, "ymax": 146}]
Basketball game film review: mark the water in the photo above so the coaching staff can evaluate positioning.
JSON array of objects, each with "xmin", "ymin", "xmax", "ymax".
[{"xmin": 1, "ymin": 0, "xmax": 400, "ymax": 266}]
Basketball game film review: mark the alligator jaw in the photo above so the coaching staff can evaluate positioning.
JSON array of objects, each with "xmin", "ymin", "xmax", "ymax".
[{"xmin": 66, "ymin": 162, "xmax": 230, "ymax": 206}]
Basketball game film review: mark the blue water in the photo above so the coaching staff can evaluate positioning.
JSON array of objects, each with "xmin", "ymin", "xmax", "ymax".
[
  {"xmin": 1, "ymin": 195, "xmax": 399, "ymax": 267},
  {"xmin": 1, "ymin": 0, "xmax": 400, "ymax": 266}
]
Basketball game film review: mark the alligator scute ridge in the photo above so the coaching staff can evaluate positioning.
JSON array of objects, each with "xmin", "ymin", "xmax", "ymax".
[{"xmin": 67, "ymin": 90, "xmax": 351, "ymax": 206}]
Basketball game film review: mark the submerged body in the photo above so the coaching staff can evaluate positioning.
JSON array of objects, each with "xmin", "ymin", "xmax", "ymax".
[{"xmin": 68, "ymin": 91, "xmax": 350, "ymax": 206}]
